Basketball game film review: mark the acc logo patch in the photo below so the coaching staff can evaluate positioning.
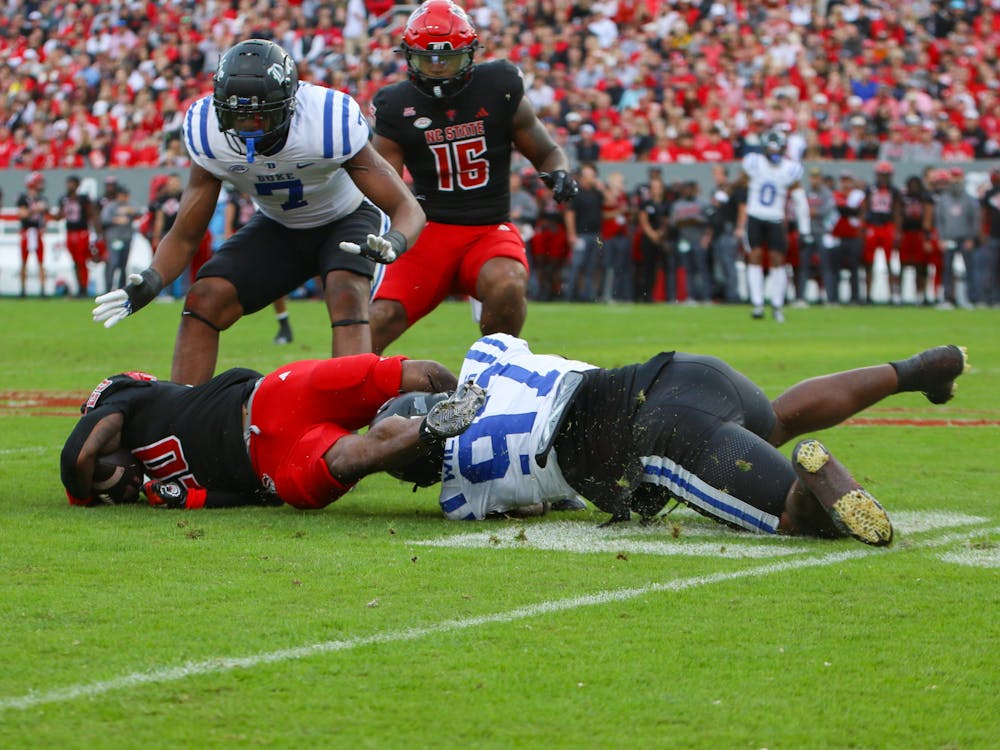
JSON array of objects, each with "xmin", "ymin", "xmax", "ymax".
[
  {"xmin": 229, "ymin": 164, "xmax": 249, "ymax": 173},
  {"xmin": 414, "ymin": 117, "xmax": 432, "ymax": 129}
]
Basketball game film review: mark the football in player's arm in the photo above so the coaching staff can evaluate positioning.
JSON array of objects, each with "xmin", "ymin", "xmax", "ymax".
[
  {"xmin": 92, "ymin": 39, "xmax": 425, "ymax": 385},
  {"xmin": 367, "ymin": 0, "xmax": 579, "ymax": 355},
  {"xmin": 61, "ymin": 356, "xmax": 484, "ymax": 511},
  {"xmin": 380, "ymin": 334, "xmax": 968, "ymax": 547}
]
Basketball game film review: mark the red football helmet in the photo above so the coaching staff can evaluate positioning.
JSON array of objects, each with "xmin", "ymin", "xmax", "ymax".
[
  {"xmin": 25, "ymin": 171, "xmax": 45, "ymax": 190},
  {"xmin": 401, "ymin": 0, "xmax": 479, "ymax": 99}
]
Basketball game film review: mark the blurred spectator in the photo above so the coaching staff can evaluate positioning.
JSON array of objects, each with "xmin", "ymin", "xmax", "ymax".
[
  {"xmin": 668, "ymin": 180, "xmax": 712, "ymax": 303},
  {"xmin": 980, "ymin": 170, "xmax": 1000, "ymax": 307},
  {"xmin": 934, "ymin": 166, "xmax": 981, "ymax": 309},
  {"xmin": 563, "ymin": 163, "xmax": 605, "ymax": 302},
  {"xmin": 101, "ymin": 184, "xmax": 140, "ymax": 293},
  {"xmin": 1, "ymin": 0, "xmax": 1000, "ymax": 185}
]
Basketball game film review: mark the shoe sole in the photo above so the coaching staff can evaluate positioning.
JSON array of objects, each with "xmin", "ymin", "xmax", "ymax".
[
  {"xmin": 924, "ymin": 345, "xmax": 969, "ymax": 405},
  {"xmin": 424, "ymin": 381, "xmax": 486, "ymax": 437},
  {"xmin": 792, "ymin": 439, "xmax": 893, "ymax": 546}
]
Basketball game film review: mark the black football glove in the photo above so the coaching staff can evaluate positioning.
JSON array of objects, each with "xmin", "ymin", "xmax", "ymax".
[
  {"xmin": 92, "ymin": 268, "xmax": 164, "ymax": 328},
  {"xmin": 540, "ymin": 170, "xmax": 579, "ymax": 203}
]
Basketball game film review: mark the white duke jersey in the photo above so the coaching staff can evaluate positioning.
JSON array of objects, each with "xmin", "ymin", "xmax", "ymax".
[
  {"xmin": 439, "ymin": 334, "xmax": 596, "ymax": 520},
  {"xmin": 742, "ymin": 152, "xmax": 804, "ymax": 223},
  {"xmin": 183, "ymin": 82, "xmax": 371, "ymax": 228}
]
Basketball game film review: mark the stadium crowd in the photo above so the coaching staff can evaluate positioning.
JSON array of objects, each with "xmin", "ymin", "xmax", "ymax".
[{"xmin": 3, "ymin": 1, "xmax": 1000, "ymax": 306}]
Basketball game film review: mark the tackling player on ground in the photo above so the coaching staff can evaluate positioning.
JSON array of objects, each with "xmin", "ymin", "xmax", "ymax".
[
  {"xmin": 378, "ymin": 334, "xmax": 969, "ymax": 546},
  {"xmin": 735, "ymin": 129, "xmax": 810, "ymax": 322},
  {"xmin": 367, "ymin": 0, "xmax": 578, "ymax": 354},
  {"xmin": 92, "ymin": 39, "xmax": 425, "ymax": 385}
]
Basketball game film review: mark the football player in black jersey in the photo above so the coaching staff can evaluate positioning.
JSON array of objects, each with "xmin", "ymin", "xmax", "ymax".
[
  {"xmin": 368, "ymin": 0, "xmax": 578, "ymax": 354},
  {"xmin": 61, "ymin": 356, "xmax": 485, "ymax": 511}
]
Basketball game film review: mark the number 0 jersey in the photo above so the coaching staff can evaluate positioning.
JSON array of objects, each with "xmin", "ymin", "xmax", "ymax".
[
  {"xmin": 438, "ymin": 334, "xmax": 596, "ymax": 520},
  {"xmin": 741, "ymin": 153, "xmax": 804, "ymax": 223},
  {"xmin": 183, "ymin": 82, "xmax": 371, "ymax": 228},
  {"xmin": 61, "ymin": 369, "xmax": 263, "ymax": 501},
  {"xmin": 372, "ymin": 60, "xmax": 525, "ymax": 225}
]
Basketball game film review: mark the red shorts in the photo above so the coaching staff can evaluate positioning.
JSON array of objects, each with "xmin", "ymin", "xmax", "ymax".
[
  {"xmin": 66, "ymin": 229, "xmax": 90, "ymax": 263},
  {"xmin": 373, "ymin": 221, "xmax": 527, "ymax": 324},
  {"xmin": 247, "ymin": 354, "xmax": 407, "ymax": 510},
  {"xmin": 20, "ymin": 228, "xmax": 44, "ymax": 263},
  {"xmin": 532, "ymin": 225, "xmax": 569, "ymax": 260},
  {"xmin": 864, "ymin": 224, "xmax": 896, "ymax": 265},
  {"xmin": 898, "ymin": 231, "xmax": 933, "ymax": 266},
  {"xmin": 787, "ymin": 231, "xmax": 800, "ymax": 268}
]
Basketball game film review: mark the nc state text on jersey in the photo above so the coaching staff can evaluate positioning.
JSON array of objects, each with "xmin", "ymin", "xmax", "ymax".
[{"xmin": 423, "ymin": 120, "xmax": 485, "ymax": 144}]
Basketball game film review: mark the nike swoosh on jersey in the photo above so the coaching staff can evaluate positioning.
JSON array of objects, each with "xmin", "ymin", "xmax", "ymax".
[{"xmin": 296, "ymin": 162, "xmax": 315, "ymax": 169}]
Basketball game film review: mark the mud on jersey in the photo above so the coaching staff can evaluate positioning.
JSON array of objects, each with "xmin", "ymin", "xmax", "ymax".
[
  {"xmin": 742, "ymin": 153, "xmax": 803, "ymax": 223},
  {"xmin": 372, "ymin": 60, "xmax": 525, "ymax": 225},
  {"xmin": 438, "ymin": 334, "xmax": 596, "ymax": 520},
  {"xmin": 183, "ymin": 82, "xmax": 371, "ymax": 229}
]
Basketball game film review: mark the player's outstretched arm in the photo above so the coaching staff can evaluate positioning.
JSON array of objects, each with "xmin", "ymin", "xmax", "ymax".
[
  {"xmin": 511, "ymin": 98, "xmax": 577, "ymax": 203},
  {"xmin": 341, "ymin": 142, "xmax": 426, "ymax": 263},
  {"xmin": 92, "ymin": 165, "xmax": 221, "ymax": 327}
]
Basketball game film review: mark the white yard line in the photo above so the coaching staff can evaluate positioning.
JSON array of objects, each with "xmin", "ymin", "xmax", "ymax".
[{"xmin": 1, "ymin": 525, "xmax": 995, "ymax": 713}]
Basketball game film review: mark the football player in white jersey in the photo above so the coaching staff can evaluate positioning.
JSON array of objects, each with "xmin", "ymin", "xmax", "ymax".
[
  {"xmin": 735, "ymin": 129, "xmax": 811, "ymax": 322},
  {"xmin": 93, "ymin": 39, "xmax": 425, "ymax": 385},
  {"xmin": 376, "ymin": 335, "xmax": 970, "ymax": 547}
]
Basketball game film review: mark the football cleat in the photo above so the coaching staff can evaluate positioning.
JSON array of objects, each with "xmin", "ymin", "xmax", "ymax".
[
  {"xmin": 891, "ymin": 345, "xmax": 969, "ymax": 405},
  {"xmin": 751, "ymin": 307, "xmax": 765, "ymax": 320},
  {"xmin": 772, "ymin": 307, "xmax": 786, "ymax": 324},
  {"xmin": 792, "ymin": 439, "xmax": 893, "ymax": 546},
  {"xmin": 421, "ymin": 379, "xmax": 486, "ymax": 440}
]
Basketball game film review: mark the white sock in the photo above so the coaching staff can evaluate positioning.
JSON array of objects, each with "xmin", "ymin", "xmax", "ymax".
[
  {"xmin": 748, "ymin": 264, "xmax": 765, "ymax": 308},
  {"xmin": 768, "ymin": 268, "xmax": 787, "ymax": 310}
]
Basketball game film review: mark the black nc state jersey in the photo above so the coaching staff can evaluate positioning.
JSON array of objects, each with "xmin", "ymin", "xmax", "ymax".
[
  {"xmin": 63, "ymin": 368, "xmax": 263, "ymax": 497},
  {"xmin": 373, "ymin": 60, "xmax": 525, "ymax": 225}
]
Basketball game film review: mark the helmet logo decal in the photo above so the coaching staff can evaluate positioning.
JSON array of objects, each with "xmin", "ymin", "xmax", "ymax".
[{"xmin": 267, "ymin": 62, "xmax": 288, "ymax": 84}]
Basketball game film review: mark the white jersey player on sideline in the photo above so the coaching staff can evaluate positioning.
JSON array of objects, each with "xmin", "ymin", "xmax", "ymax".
[{"xmin": 736, "ymin": 129, "xmax": 810, "ymax": 322}]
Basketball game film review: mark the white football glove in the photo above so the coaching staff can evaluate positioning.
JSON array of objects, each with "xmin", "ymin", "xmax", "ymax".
[
  {"xmin": 339, "ymin": 234, "xmax": 397, "ymax": 263},
  {"xmin": 339, "ymin": 229, "xmax": 407, "ymax": 264}
]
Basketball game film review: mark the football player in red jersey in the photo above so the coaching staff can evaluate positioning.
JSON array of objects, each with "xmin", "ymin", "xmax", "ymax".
[
  {"xmin": 61, "ymin": 354, "xmax": 484, "ymax": 511},
  {"xmin": 368, "ymin": 0, "xmax": 578, "ymax": 354}
]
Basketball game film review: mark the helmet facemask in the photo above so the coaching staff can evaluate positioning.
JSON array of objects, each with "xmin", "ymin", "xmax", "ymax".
[
  {"xmin": 213, "ymin": 40, "xmax": 298, "ymax": 162},
  {"xmin": 403, "ymin": 43, "xmax": 478, "ymax": 99}
]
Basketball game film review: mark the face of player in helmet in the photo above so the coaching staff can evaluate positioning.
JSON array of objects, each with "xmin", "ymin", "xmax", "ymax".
[
  {"xmin": 213, "ymin": 40, "xmax": 298, "ymax": 162},
  {"xmin": 406, "ymin": 47, "xmax": 474, "ymax": 80},
  {"xmin": 402, "ymin": 0, "xmax": 479, "ymax": 98}
]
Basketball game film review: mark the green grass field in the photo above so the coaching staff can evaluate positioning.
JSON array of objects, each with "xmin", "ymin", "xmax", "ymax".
[{"xmin": 1, "ymin": 298, "xmax": 998, "ymax": 749}]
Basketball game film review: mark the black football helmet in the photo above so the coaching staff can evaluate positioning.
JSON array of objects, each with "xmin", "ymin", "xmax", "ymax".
[
  {"xmin": 370, "ymin": 391, "xmax": 450, "ymax": 487},
  {"xmin": 213, "ymin": 39, "xmax": 298, "ymax": 162},
  {"xmin": 761, "ymin": 128, "xmax": 787, "ymax": 163}
]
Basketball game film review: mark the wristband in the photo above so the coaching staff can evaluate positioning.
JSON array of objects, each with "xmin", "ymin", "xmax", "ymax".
[
  {"xmin": 383, "ymin": 229, "xmax": 408, "ymax": 258},
  {"xmin": 127, "ymin": 268, "xmax": 164, "ymax": 313}
]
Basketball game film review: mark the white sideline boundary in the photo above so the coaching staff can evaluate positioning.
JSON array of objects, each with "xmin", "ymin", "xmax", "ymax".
[{"xmin": 1, "ymin": 525, "xmax": 995, "ymax": 713}]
